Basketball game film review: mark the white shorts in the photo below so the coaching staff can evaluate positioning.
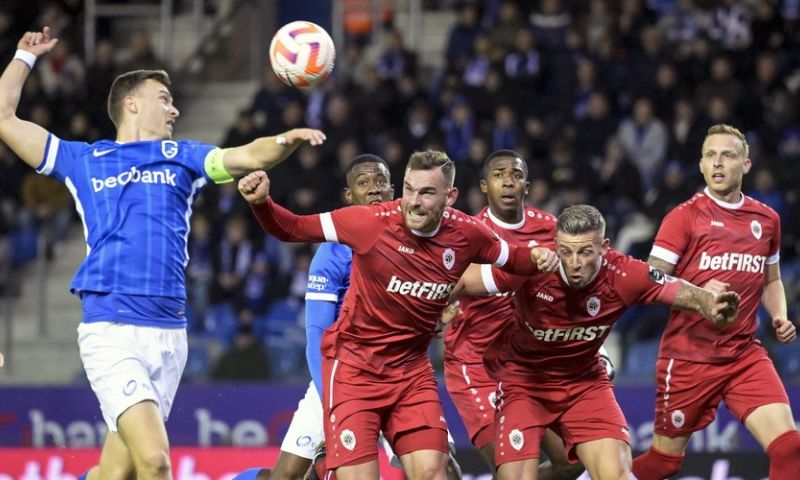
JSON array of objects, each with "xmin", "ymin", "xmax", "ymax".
[
  {"xmin": 280, "ymin": 381, "xmax": 325, "ymax": 459},
  {"xmin": 77, "ymin": 321, "xmax": 187, "ymax": 432}
]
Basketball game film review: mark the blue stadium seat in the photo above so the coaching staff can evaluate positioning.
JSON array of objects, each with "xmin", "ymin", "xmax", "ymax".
[
  {"xmin": 10, "ymin": 228, "xmax": 38, "ymax": 267},
  {"xmin": 621, "ymin": 340, "xmax": 661, "ymax": 381},
  {"xmin": 202, "ymin": 302, "xmax": 239, "ymax": 344},
  {"xmin": 183, "ymin": 341, "xmax": 212, "ymax": 383},
  {"xmin": 264, "ymin": 338, "xmax": 308, "ymax": 381},
  {"xmin": 771, "ymin": 343, "xmax": 800, "ymax": 380}
]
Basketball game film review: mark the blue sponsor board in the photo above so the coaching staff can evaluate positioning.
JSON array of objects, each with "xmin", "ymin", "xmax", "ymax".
[{"xmin": 0, "ymin": 384, "xmax": 797, "ymax": 452}]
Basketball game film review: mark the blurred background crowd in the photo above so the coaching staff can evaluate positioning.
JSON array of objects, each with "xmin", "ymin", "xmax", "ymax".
[{"xmin": 1, "ymin": 0, "xmax": 799, "ymax": 384}]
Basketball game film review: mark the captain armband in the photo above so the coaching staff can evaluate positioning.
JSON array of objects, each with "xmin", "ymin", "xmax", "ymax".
[{"xmin": 204, "ymin": 148, "xmax": 234, "ymax": 184}]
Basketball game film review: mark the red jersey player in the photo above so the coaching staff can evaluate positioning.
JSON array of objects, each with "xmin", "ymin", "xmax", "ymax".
[
  {"xmin": 443, "ymin": 150, "xmax": 586, "ymax": 480},
  {"xmin": 456, "ymin": 204, "xmax": 740, "ymax": 480},
  {"xmin": 238, "ymin": 150, "xmax": 558, "ymax": 480},
  {"xmin": 632, "ymin": 124, "xmax": 799, "ymax": 479}
]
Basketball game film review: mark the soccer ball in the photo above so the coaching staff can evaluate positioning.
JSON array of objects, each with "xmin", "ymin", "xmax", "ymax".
[{"xmin": 269, "ymin": 21, "xmax": 336, "ymax": 89}]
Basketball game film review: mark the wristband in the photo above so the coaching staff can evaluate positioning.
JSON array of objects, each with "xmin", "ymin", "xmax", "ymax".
[{"xmin": 13, "ymin": 49, "xmax": 36, "ymax": 69}]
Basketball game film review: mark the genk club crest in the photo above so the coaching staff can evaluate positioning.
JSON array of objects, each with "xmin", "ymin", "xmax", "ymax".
[
  {"xmin": 750, "ymin": 220, "xmax": 762, "ymax": 240},
  {"xmin": 443, "ymin": 248, "xmax": 455, "ymax": 270},
  {"xmin": 161, "ymin": 140, "xmax": 178, "ymax": 159},
  {"xmin": 587, "ymin": 296, "xmax": 601, "ymax": 317}
]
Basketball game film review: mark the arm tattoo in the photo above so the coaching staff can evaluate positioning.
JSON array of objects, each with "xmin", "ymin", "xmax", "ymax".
[{"xmin": 671, "ymin": 281, "xmax": 714, "ymax": 318}]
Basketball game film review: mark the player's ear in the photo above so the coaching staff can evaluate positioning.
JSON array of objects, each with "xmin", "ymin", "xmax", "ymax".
[
  {"xmin": 479, "ymin": 179, "xmax": 488, "ymax": 194},
  {"xmin": 344, "ymin": 187, "xmax": 353, "ymax": 205},
  {"xmin": 600, "ymin": 237, "xmax": 610, "ymax": 254},
  {"xmin": 446, "ymin": 187, "xmax": 459, "ymax": 207},
  {"xmin": 124, "ymin": 95, "xmax": 138, "ymax": 115},
  {"xmin": 742, "ymin": 156, "xmax": 752, "ymax": 174},
  {"xmin": 524, "ymin": 180, "xmax": 530, "ymax": 197}
]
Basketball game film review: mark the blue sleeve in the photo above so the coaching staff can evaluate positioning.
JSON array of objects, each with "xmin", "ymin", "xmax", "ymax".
[
  {"xmin": 305, "ymin": 243, "xmax": 350, "ymax": 397},
  {"xmin": 36, "ymin": 134, "xmax": 85, "ymax": 182},
  {"xmin": 305, "ymin": 299, "xmax": 337, "ymax": 396},
  {"xmin": 180, "ymin": 140, "xmax": 217, "ymax": 180}
]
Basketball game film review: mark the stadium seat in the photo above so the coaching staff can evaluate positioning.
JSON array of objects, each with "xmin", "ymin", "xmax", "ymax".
[
  {"xmin": 202, "ymin": 302, "xmax": 239, "ymax": 344},
  {"xmin": 183, "ymin": 341, "xmax": 213, "ymax": 383},
  {"xmin": 771, "ymin": 343, "xmax": 800, "ymax": 380},
  {"xmin": 264, "ymin": 338, "xmax": 308, "ymax": 381},
  {"xmin": 621, "ymin": 340, "xmax": 661, "ymax": 381}
]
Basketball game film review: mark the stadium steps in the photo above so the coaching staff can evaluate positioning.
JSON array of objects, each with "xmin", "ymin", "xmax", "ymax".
[
  {"xmin": 173, "ymin": 80, "xmax": 257, "ymax": 144},
  {"xmin": 0, "ymin": 228, "xmax": 86, "ymax": 385},
  {"xmin": 393, "ymin": 9, "xmax": 453, "ymax": 70}
]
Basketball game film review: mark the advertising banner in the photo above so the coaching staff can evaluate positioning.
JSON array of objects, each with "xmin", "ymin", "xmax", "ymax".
[{"xmin": 1, "ymin": 383, "xmax": 797, "ymax": 452}]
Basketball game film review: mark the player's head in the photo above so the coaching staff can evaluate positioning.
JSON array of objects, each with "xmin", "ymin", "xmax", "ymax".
[
  {"xmin": 480, "ymin": 150, "xmax": 529, "ymax": 221},
  {"xmin": 555, "ymin": 204, "xmax": 609, "ymax": 289},
  {"xmin": 107, "ymin": 69, "xmax": 179, "ymax": 140},
  {"xmin": 699, "ymin": 124, "xmax": 751, "ymax": 199},
  {"xmin": 401, "ymin": 150, "xmax": 458, "ymax": 233},
  {"xmin": 344, "ymin": 154, "xmax": 394, "ymax": 206}
]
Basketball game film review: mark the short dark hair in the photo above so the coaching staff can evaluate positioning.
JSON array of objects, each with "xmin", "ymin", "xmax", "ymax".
[
  {"xmin": 107, "ymin": 69, "xmax": 171, "ymax": 128},
  {"xmin": 406, "ymin": 150, "xmax": 455, "ymax": 188},
  {"xmin": 557, "ymin": 204, "xmax": 606, "ymax": 237},
  {"xmin": 345, "ymin": 154, "xmax": 391, "ymax": 186},
  {"xmin": 481, "ymin": 149, "xmax": 529, "ymax": 179}
]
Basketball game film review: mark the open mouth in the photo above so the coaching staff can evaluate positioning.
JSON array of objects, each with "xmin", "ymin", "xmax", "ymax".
[
  {"xmin": 500, "ymin": 194, "xmax": 516, "ymax": 204},
  {"xmin": 711, "ymin": 173, "xmax": 725, "ymax": 182}
]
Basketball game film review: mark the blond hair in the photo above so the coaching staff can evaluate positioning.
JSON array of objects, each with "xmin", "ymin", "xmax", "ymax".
[{"xmin": 704, "ymin": 124, "xmax": 749, "ymax": 158}]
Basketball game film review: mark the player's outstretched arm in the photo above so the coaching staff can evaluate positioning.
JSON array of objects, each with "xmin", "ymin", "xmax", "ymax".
[
  {"xmin": 647, "ymin": 255, "xmax": 676, "ymax": 275},
  {"xmin": 0, "ymin": 27, "xmax": 58, "ymax": 168},
  {"xmin": 669, "ymin": 280, "xmax": 740, "ymax": 327},
  {"xmin": 222, "ymin": 128, "xmax": 326, "ymax": 177}
]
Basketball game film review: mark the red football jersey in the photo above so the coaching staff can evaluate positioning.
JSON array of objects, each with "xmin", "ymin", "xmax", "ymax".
[
  {"xmin": 483, "ymin": 248, "xmax": 677, "ymax": 383},
  {"xmin": 251, "ymin": 198, "xmax": 540, "ymax": 374},
  {"xmin": 445, "ymin": 206, "xmax": 556, "ymax": 364},
  {"xmin": 650, "ymin": 188, "xmax": 781, "ymax": 363}
]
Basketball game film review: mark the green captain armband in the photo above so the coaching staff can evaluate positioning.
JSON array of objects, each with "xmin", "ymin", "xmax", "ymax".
[{"xmin": 204, "ymin": 148, "xmax": 234, "ymax": 184}]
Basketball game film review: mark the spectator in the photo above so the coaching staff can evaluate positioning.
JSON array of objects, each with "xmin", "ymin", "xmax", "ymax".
[
  {"xmin": 212, "ymin": 323, "xmax": 269, "ymax": 381},
  {"xmin": 377, "ymin": 29, "xmax": 417, "ymax": 80},
  {"xmin": 617, "ymin": 97, "xmax": 668, "ymax": 190},
  {"xmin": 445, "ymin": 3, "xmax": 482, "ymax": 70}
]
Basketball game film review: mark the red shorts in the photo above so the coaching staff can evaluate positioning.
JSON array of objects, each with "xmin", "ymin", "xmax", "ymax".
[
  {"xmin": 444, "ymin": 359, "xmax": 497, "ymax": 449},
  {"xmin": 494, "ymin": 377, "xmax": 630, "ymax": 466},
  {"xmin": 322, "ymin": 357, "xmax": 449, "ymax": 469},
  {"xmin": 654, "ymin": 344, "xmax": 789, "ymax": 437}
]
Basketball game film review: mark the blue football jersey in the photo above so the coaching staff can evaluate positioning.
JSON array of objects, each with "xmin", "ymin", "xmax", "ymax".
[
  {"xmin": 37, "ymin": 135, "xmax": 217, "ymax": 300},
  {"xmin": 304, "ymin": 242, "xmax": 352, "ymax": 319}
]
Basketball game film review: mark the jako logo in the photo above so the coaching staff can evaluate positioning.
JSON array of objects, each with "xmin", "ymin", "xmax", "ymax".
[
  {"xmin": 92, "ymin": 166, "xmax": 177, "ymax": 192},
  {"xmin": 386, "ymin": 275, "xmax": 454, "ymax": 300}
]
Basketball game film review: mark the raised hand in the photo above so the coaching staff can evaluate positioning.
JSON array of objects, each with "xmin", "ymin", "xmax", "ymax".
[
  {"xmin": 238, "ymin": 171, "xmax": 270, "ymax": 205},
  {"xmin": 531, "ymin": 247, "xmax": 559, "ymax": 273},
  {"xmin": 284, "ymin": 128, "xmax": 327, "ymax": 147},
  {"xmin": 709, "ymin": 291, "xmax": 740, "ymax": 327},
  {"xmin": 773, "ymin": 317, "xmax": 797, "ymax": 343},
  {"xmin": 18, "ymin": 26, "xmax": 59, "ymax": 57}
]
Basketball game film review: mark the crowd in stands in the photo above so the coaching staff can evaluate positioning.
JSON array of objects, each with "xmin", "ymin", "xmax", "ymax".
[{"xmin": 2, "ymin": 0, "xmax": 799, "ymax": 383}]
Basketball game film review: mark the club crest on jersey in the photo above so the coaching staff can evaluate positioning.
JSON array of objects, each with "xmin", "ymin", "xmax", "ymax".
[
  {"xmin": 751, "ymin": 220, "xmax": 762, "ymax": 240},
  {"xmin": 161, "ymin": 140, "xmax": 178, "ymax": 159},
  {"xmin": 509, "ymin": 429, "xmax": 524, "ymax": 451},
  {"xmin": 586, "ymin": 296, "xmax": 601, "ymax": 317},
  {"xmin": 443, "ymin": 248, "xmax": 455, "ymax": 270},
  {"xmin": 671, "ymin": 410, "xmax": 685, "ymax": 429},
  {"xmin": 340, "ymin": 429, "xmax": 356, "ymax": 451}
]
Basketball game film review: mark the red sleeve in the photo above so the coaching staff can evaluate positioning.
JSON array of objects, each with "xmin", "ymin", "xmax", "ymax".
[
  {"xmin": 650, "ymin": 206, "xmax": 692, "ymax": 265},
  {"xmin": 488, "ymin": 265, "xmax": 530, "ymax": 294},
  {"xmin": 615, "ymin": 255, "xmax": 681, "ymax": 306},
  {"xmin": 467, "ymin": 221, "xmax": 537, "ymax": 275},
  {"xmin": 251, "ymin": 198, "xmax": 324, "ymax": 242},
  {"xmin": 251, "ymin": 199, "xmax": 385, "ymax": 252},
  {"xmin": 768, "ymin": 211, "xmax": 781, "ymax": 264}
]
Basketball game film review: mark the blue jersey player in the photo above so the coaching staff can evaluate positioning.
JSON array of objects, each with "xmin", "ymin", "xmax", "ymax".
[{"xmin": 0, "ymin": 27, "xmax": 325, "ymax": 480}]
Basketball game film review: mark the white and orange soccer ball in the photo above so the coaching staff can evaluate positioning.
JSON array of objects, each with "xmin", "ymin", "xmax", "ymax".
[{"xmin": 269, "ymin": 21, "xmax": 336, "ymax": 89}]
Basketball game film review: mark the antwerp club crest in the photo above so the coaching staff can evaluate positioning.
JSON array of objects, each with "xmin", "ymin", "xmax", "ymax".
[
  {"xmin": 671, "ymin": 410, "xmax": 685, "ymax": 429},
  {"xmin": 587, "ymin": 296, "xmax": 601, "ymax": 316},
  {"xmin": 750, "ymin": 220, "xmax": 762, "ymax": 240},
  {"xmin": 509, "ymin": 429, "xmax": 524, "ymax": 451},
  {"xmin": 443, "ymin": 248, "xmax": 455, "ymax": 270},
  {"xmin": 340, "ymin": 429, "xmax": 356, "ymax": 451}
]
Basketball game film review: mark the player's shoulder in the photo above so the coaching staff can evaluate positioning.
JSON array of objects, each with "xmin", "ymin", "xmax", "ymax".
[
  {"xmin": 669, "ymin": 191, "xmax": 706, "ymax": 216},
  {"xmin": 522, "ymin": 206, "xmax": 557, "ymax": 227},
  {"xmin": 444, "ymin": 207, "xmax": 488, "ymax": 235},
  {"xmin": 602, "ymin": 248, "xmax": 645, "ymax": 277},
  {"xmin": 366, "ymin": 199, "xmax": 403, "ymax": 218},
  {"xmin": 743, "ymin": 194, "xmax": 780, "ymax": 222}
]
